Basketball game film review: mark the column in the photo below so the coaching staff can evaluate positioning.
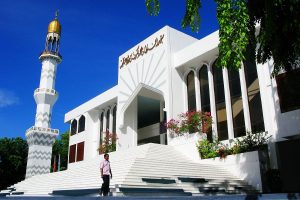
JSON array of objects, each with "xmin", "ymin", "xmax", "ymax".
[
  {"xmin": 239, "ymin": 63, "xmax": 252, "ymax": 132},
  {"xmin": 222, "ymin": 68, "xmax": 234, "ymax": 139},
  {"xmin": 207, "ymin": 65, "xmax": 218, "ymax": 139}
]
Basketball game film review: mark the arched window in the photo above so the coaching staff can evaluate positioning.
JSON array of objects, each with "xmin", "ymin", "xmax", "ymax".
[
  {"xmin": 213, "ymin": 63, "xmax": 228, "ymax": 140},
  {"xmin": 106, "ymin": 109, "xmax": 110, "ymax": 132},
  {"xmin": 228, "ymin": 69, "xmax": 246, "ymax": 137},
  {"xmin": 78, "ymin": 115, "xmax": 85, "ymax": 133},
  {"xmin": 113, "ymin": 106, "xmax": 117, "ymax": 145},
  {"xmin": 199, "ymin": 65, "xmax": 212, "ymax": 141},
  {"xmin": 113, "ymin": 106, "xmax": 117, "ymax": 134},
  {"xmin": 199, "ymin": 66, "xmax": 210, "ymax": 112},
  {"xmin": 99, "ymin": 112, "xmax": 104, "ymax": 146},
  {"xmin": 71, "ymin": 120, "xmax": 77, "ymax": 136},
  {"xmin": 186, "ymin": 71, "xmax": 196, "ymax": 111}
]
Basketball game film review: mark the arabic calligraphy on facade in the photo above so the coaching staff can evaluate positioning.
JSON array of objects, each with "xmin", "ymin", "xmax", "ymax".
[{"xmin": 119, "ymin": 34, "xmax": 165, "ymax": 69}]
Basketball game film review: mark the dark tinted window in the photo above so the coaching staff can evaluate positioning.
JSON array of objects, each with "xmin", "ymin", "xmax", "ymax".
[
  {"xmin": 71, "ymin": 120, "xmax": 77, "ymax": 136},
  {"xmin": 276, "ymin": 68, "xmax": 300, "ymax": 113},
  {"xmin": 78, "ymin": 115, "xmax": 85, "ymax": 133},
  {"xmin": 187, "ymin": 71, "xmax": 196, "ymax": 111},
  {"xmin": 213, "ymin": 64, "xmax": 228, "ymax": 140},
  {"xmin": 228, "ymin": 69, "xmax": 246, "ymax": 137}
]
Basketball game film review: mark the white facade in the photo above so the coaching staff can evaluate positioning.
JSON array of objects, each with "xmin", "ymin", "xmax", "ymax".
[{"xmin": 65, "ymin": 26, "xmax": 300, "ymax": 170}]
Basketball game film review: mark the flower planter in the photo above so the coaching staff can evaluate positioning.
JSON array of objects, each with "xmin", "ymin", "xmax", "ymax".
[
  {"xmin": 199, "ymin": 149, "xmax": 270, "ymax": 192},
  {"xmin": 169, "ymin": 132, "xmax": 207, "ymax": 162}
]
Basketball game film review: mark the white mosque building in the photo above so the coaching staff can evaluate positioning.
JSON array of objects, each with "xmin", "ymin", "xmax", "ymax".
[
  {"xmin": 65, "ymin": 26, "xmax": 299, "ymax": 167},
  {"xmin": 4, "ymin": 15, "xmax": 300, "ymax": 196},
  {"xmin": 63, "ymin": 25, "xmax": 300, "ymax": 193}
]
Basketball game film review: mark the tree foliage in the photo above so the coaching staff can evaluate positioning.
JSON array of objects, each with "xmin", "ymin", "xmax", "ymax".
[
  {"xmin": 181, "ymin": 0, "xmax": 202, "ymax": 32},
  {"xmin": 146, "ymin": 0, "xmax": 160, "ymax": 16},
  {"xmin": 0, "ymin": 137, "xmax": 28, "ymax": 190},
  {"xmin": 145, "ymin": 0, "xmax": 300, "ymax": 76},
  {"xmin": 215, "ymin": 0, "xmax": 249, "ymax": 70},
  {"xmin": 51, "ymin": 131, "xmax": 69, "ymax": 171}
]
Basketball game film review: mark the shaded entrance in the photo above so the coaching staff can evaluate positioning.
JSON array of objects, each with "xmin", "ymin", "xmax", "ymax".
[
  {"xmin": 276, "ymin": 138, "xmax": 300, "ymax": 192},
  {"xmin": 119, "ymin": 84, "xmax": 167, "ymax": 149},
  {"xmin": 137, "ymin": 96, "xmax": 167, "ymax": 145}
]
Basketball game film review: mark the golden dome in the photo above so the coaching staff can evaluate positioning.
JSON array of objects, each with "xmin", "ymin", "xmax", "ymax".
[{"xmin": 48, "ymin": 19, "xmax": 61, "ymax": 35}]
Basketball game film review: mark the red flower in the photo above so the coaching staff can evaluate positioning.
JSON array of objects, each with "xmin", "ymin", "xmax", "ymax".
[{"xmin": 166, "ymin": 110, "xmax": 213, "ymax": 135}]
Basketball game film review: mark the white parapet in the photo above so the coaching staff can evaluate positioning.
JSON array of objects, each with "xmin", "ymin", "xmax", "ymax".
[{"xmin": 199, "ymin": 150, "xmax": 265, "ymax": 192}]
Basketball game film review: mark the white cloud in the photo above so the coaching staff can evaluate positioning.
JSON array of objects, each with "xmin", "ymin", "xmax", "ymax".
[{"xmin": 0, "ymin": 89, "xmax": 19, "ymax": 107}]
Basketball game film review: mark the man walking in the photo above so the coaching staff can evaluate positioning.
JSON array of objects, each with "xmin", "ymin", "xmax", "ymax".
[{"xmin": 100, "ymin": 153, "xmax": 112, "ymax": 196}]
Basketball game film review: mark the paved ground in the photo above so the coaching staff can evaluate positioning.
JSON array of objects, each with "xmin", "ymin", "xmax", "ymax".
[{"xmin": 1, "ymin": 193, "xmax": 300, "ymax": 200}]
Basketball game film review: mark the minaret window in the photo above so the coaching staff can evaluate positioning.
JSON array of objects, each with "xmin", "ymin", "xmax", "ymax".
[
  {"xmin": 186, "ymin": 71, "xmax": 196, "ymax": 111},
  {"xmin": 213, "ymin": 63, "xmax": 228, "ymax": 141},
  {"xmin": 71, "ymin": 120, "xmax": 77, "ymax": 135},
  {"xmin": 78, "ymin": 115, "xmax": 85, "ymax": 133}
]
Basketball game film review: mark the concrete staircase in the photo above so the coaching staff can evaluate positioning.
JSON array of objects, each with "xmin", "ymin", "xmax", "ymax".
[{"xmin": 2, "ymin": 143, "xmax": 257, "ymax": 196}]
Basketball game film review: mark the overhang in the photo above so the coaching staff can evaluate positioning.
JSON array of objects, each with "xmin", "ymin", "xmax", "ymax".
[
  {"xmin": 64, "ymin": 85, "xmax": 118, "ymax": 123},
  {"xmin": 174, "ymin": 30, "xmax": 219, "ymax": 69}
]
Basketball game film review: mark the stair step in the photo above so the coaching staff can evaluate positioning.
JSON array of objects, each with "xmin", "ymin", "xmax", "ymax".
[
  {"xmin": 52, "ymin": 188, "xmax": 99, "ymax": 196},
  {"xmin": 115, "ymin": 186, "xmax": 192, "ymax": 196},
  {"xmin": 142, "ymin": 178, "xmax": 176, "ymax": 184},
  {"xmin": 7, "ymin": 143, "xmax": 256, "ymax": 196}
]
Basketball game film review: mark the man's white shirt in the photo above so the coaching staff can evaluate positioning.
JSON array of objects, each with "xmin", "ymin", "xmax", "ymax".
[{"xmin": 100, "ymin": 160, "xmax": 111, "ymax": 176}]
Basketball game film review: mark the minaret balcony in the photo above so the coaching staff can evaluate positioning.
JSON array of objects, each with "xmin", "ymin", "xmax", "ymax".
[
  {"xmin": 34, "ymin": 88, "xmax": 58, "ymax": 105},
  {"xmin": 39, "ymin": 50, "xmax": 62, "ymax": 63},
  {"xmin": 26, "ymin": 126, "xmax": 59, "ymax": 136},
  {"xmin": 34, "ymin": 88, "xmax": 57, "ymax": 95}
]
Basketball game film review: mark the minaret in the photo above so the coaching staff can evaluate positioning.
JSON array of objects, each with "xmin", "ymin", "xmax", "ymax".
[{"xmin": 25, "ymin": 12, "xmax": 62, "ymax": 178}]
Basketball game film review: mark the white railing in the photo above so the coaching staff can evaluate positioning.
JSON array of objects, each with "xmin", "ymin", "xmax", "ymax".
[
  {"xmin": 26, "ymin": 126, "xmax": 59, "ymax": 135},
  {"xmin": 138, "ymin": 123, "xmax": 160, "ymax": 140},
  {"xmin": 34, "ymin": 88, "xmax": 57, "ymax": 95}
]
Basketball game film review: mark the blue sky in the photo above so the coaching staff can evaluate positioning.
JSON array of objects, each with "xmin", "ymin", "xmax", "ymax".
[{"xmin": 0, "ymin": 0, "xmax": 218, "ymax": 138}]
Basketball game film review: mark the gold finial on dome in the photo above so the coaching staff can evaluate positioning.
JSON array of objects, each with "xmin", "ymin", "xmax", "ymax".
[{"xmin": 48, "ymin": 10, "xmax": 61, "ymax": 35}]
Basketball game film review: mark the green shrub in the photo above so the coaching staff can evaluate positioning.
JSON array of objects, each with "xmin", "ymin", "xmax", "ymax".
[
  {"xmin": 233, "ymin": 131, "xmax": 271, "ymax": 153},
  {"xmin": 231, "ymin": 144, "xmax": 242, "ymax": 155},
  {"xmin": 197, "ymin": 131, "xmax": 271, "ymax": 159},
  {"xmin": 197, "ymin": 139, "xmax": 219, "ymax": 159}
]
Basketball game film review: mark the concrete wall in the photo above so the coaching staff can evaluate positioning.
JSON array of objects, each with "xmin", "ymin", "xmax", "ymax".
[{"xmin": 200, "ymin": 151, "xmax": 264, "ymax": 192}]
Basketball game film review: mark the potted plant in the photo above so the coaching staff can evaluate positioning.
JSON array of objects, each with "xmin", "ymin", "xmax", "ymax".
[
  {"xmin": 166, "ymin": 110, "xmax": 212, "ymax": 137},
  {"xmin": 97, "ymin": 130, "xmax": 118, "ymax": 154},
  {"xmin": 197, "ymin": 131, "xmax": 271, "ymax": 159}
]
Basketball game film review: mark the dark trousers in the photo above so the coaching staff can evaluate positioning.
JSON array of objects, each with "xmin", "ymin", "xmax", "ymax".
[{"xmin": 101, "ymin": 175, "xmax": 110, "ymax": 196}]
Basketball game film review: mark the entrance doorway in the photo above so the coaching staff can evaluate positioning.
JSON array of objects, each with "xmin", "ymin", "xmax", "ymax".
[
  {"xmin": 276, "ymin": 138, "xmax": 300, "ymax": 192},
  {"xmin": 137, "ymin": 95, "xmax": 167, "ymax": 145}
]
